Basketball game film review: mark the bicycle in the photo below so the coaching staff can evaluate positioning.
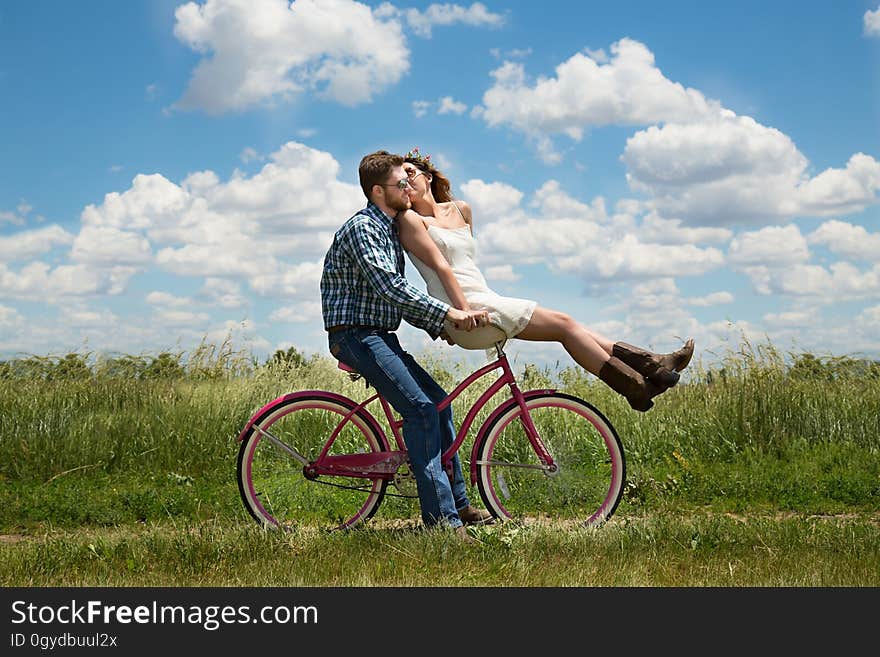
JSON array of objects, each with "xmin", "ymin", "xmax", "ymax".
[{"xmin": 236, "ymin": 328, "xmax": 626, "ymax": 531}]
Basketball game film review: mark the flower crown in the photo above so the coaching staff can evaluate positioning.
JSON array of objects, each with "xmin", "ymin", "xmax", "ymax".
[{"xmin": 404, "ymin": 146, "xmax": 431, "ymax": 166}]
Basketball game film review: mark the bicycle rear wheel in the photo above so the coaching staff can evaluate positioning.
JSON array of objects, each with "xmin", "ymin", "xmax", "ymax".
[
  {"xmin": 475, "ymin": 392, "xmax": 625, "ymax": 527},
  {"xmin": 237, "ymin": 393, "xmax": 388, "ymax": 531}
]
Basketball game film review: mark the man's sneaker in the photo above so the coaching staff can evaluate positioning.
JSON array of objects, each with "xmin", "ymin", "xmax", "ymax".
[{"xmin": 457, "ymin": 505, "xmax": 495, "ymax": 525}]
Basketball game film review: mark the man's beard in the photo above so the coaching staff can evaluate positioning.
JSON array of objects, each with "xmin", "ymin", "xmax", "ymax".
[{"xmin": 386, "ymin": 195, "xmax": 411, "ymax": 213}]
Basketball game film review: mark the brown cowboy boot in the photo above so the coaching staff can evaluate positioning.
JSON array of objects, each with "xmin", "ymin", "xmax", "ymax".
[
  {"xmin": 611, "ymin": 339, "xmax": 695, "ymax": 389},
  {"xmin": 598, "ymin": 356, "xmax": 665, "ymax": 412},
  {"xmin": 458, "ymin": 505, "xmax": 495, "ymax": 525},
  {"xmin": 664, "ymin": 338, "xmax": 695, "ymax": 372},
  {"xmin": 454, "ymin": 525, "xmax": 477, "ymax": 543}
]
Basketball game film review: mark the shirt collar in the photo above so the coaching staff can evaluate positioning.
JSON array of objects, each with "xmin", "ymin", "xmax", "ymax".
[{"xmin": 366, "ymin": 201, "xmax": 396, "ymax": 227}]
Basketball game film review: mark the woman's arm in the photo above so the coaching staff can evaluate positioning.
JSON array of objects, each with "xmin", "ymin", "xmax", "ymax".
[{"xmin": 397, "ymin": 209, "xmax": 471, "ymax": 311}]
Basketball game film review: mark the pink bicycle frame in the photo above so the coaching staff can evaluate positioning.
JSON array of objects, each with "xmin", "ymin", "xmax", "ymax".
[
  {"xmin": 238, "ymin": 344, "xmax": 558, "ymax": 485},
  {"xmin": 325, "ymin": 345, "xmax": 558, "ymax": 485}
]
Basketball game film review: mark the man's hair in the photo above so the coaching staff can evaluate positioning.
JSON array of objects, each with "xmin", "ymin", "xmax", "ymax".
[{"xmin": 359, "ymin": 150, "xmax": 404, "ymax": 200}]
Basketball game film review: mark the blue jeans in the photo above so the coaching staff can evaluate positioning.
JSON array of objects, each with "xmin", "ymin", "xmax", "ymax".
[{"xmin": 328, "ymin": 328, "xmax": 469, "ymax": 528}]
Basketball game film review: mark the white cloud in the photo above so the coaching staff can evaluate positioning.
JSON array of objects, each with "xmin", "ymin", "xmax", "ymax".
[
  {"xmin": 687, "ymin": 291, "xmax": 734, "ymax": 307},
  {"xmin": 623, "ymin": 114, "xmax": 803, "ymax": 188},
  {"xmin": 62, "ymin": 305, "xmax": 119, "ymax": 328},
  {"xmin": 173, "ymin": 0, "xmax": 410, "ymax": 113},
  {"xmin": 82, "ymin": 142, "xmax": 360, "ymax": 294},
  {"xmin": 762, "ymin": 309, "xmax": 814, "ymax": 327},
  {"xmin": 807, "ymin": 220, "xmax": 880, "ymax": 263},
  {"xmin": 727, "ymin": 225, "xmax": 810, "ymax": 267},
  {"xmin": 477, "ymin": 38, "xmax": 721, "ymax": 161},
  {"xmin": 81, "ymin": 173, "xmax": 188, "ymax": 232},
  {"xmin": 557, "ymin": 233, "xmax": 724, "ymax": 280},
  {"xmin": 71, "ymin": 225, "xmax": 153, "ymax": 266},
  {"xmin": 600, "ymin": 278, "xmax": 699, "ymax": 337},
  {"xmin": 0, "ymin": 262, "xmax": 136, "ymax": 302},
  {"xmin": 460, "ymin": 179, "xmax": 524, "ymax": 219},
  {"xmin": 637, "ymin": 212, "xmax": 733, "ymax": 246},
  {"xmin": 0, "ymin": 304, "xmax": 25, "ymax": 330},
  {"xmin": 742, "ymin": 262, "xmax": 880, "ymax": 300},
  {"xmin": 490, "ymin": 46, "xmax": 532, "ymax": 60},
  {"xmin": 148, "ymin": 281, "xmax": 246, "ymax": 313},
  {"xmin": 412, "ymin": 96, "xmax": 468, "ymax": 117},
  {"xmin": 437, "ymin": 96, "xmax": 467, "ymax": 115},
  {"xmin": 477, "ymin": 38, "xmax": 880, "ymax": 224},
  {"xmin": 624, "ymin": 117, "xmax": 880, "ymax": 225},
  {"xmin": 154, "ymin": 309, "xmax": 211, "ymax": 326},
  {"xmin": 0, "ymin": 142, "xmax": 356, "ymax": 310},
  {"xmin": 0, "ymin": 211, "xmax": 24, "ymax": 225},
  {"xmin": 1, "ymin": 201, "xmax": 35, "ymax": 225},
  {"xmin": 268, "ymin": 300, "xmax": 323, "ymax": 323},
  {"xmin": 484, "ymin": 264, "xmax": 520, "ymax": 281},
  {"xmin": 156, "ymin": 243, "xmax": 266, "ymax": 277},
  {"xmin": 865, "ymin": 6, "xmax": 880, "ymax": 36},
  {"xmin": 0, "ymin": 225, "xmax": 75, "ymax": 263},
  {"xmin": 200, "ymin": 278, "xmax": 246, "ymax": 308},
  {"xmin": 795, "ymin": 153, "xmax": 880, "ymax": 216},
  {"xmin": 412, "ymin": 100, "xmax": 431, "ymax": 118},
  {"xmin": 240, "ymin": 147, "xmax": 262, "ymax": 164},
  {"xmin": 856, "ymin": 304, "xmax": 880, "ymax": 329},
  {"xmin": 146, "ymin": 291, "xmax": 192, "ymax": 307},
  {"xmin": 460, "ymin": 177, "xmax": 724, "ymax": 281},
  {"xmin": 249, "ymin": 259, "xmax": 324, "ymax": 298},
  {"xmin": 380, "ymin": 2, "xmax": 505, "ymax": 38}
]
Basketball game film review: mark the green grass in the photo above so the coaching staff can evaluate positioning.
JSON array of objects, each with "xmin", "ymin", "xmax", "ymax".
[
  {"xmin": 2, "ymin": 515, "xmax": 877, "ymax": 586},
  {"xmin": 1, "ymin": 338, "xmax": 878, "ymax": 586}
]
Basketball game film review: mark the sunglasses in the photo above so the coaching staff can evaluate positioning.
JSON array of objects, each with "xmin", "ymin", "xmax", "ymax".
[{"xmin": 379, "ymin": 178, "xmax": 412, "ymax": 191}]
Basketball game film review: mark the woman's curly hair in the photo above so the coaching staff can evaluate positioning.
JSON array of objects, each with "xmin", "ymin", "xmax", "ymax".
[{"xmin": 404, "ymin": 147, "xmax": 454, "ymax": 203}]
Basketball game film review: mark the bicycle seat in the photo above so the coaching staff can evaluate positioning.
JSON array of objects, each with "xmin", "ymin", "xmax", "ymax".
[
  {"xmin": 336, "ymin": 360, "xmax": 357, "ymax": 373},
  {"xmin": 443, "ymin": 320, "xmax": 507, "ymax": 350}
]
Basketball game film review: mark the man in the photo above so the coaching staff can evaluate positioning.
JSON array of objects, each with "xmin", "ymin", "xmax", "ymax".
[{"xmin": 320, "ymin": 150, "xmax": 493, "ymax": 540}]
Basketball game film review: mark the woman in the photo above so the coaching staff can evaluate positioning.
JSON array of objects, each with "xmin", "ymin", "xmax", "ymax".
[{"xmin": 396, "ymin": 148, "xmax": 694, "ymax": 413}]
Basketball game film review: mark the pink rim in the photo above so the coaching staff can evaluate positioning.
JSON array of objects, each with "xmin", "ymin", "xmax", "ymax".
[
  {"xmin": 482, "ymin": 397, "xmax": 623, "ymax": 525},
  {"xmin": 243, "ymin": 397, "xmax": 385, "ymax": 530}
]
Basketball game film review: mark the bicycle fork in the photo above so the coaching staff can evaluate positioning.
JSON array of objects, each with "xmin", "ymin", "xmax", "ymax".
[{"xmin": 504, "ymin": 381, "xmax": 558, "ymax": 473}]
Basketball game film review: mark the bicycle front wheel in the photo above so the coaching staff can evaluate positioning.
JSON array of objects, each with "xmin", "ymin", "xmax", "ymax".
[
  {"xmin": 475, "ymin": 392, "xmax": 625, "ymax": 527},
  {"xmin": 237, "ymin": 393, "xmax": 388, "ymax": 531}
]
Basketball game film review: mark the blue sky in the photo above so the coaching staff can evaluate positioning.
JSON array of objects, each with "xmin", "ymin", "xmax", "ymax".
[{"xmin": 1, "ymin": 0, "xmax": 879, "ymax": 371}]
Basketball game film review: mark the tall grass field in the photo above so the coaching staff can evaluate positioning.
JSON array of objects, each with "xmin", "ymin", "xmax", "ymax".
[{"xmin": 1, "ymin": 339, "xmax": 878, "ymax": 586}]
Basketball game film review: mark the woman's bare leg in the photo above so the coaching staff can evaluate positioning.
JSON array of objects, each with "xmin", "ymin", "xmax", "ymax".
[
  {"xmin": 583, "ymin": 326, "xmax": 614, "ymax": 355},
  {"xmin": 514, "ymin": 307, "xmax": 611, "ymax": 374}
]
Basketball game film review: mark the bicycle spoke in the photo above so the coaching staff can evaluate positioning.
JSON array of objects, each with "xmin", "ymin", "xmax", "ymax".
[
  {"xmin": 250, "ymin": 423, "xmax": 309, "ymax": 466},
  {"xmin": 237, "ymin": 395, "xmax": 388, "ymax": 530},
  {"xmin": 476, "ymin": 394, "xmax": 625, "ymax": 526}
]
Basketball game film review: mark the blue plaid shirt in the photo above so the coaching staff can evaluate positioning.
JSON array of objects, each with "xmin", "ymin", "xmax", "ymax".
[{"xmin": 320, "ymin": 202, "xmax": 449, "ymax": 338}]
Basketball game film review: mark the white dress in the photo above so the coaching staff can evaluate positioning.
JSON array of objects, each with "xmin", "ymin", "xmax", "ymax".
[{"xmin": 407, "ymin": 223, "xmax": 537, "ymax": 340}]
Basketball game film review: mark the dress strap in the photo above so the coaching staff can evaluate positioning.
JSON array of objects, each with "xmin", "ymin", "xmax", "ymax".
[{"xmin": 451, "ymin": 201, "xmax": 470, "ymax": 232}]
